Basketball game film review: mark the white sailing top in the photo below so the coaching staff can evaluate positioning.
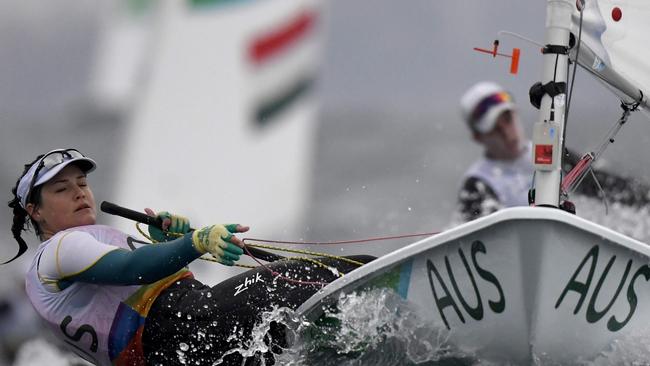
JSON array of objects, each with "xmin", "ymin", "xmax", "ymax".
[{"xmin": 25, "ymin": 224, "xmax": 190, "ymax": 365}]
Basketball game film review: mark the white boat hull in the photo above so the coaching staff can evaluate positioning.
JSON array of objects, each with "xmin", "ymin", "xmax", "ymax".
[{"xmin": 297, "ymin": 207, "xmax": 650, "ymax": 364}]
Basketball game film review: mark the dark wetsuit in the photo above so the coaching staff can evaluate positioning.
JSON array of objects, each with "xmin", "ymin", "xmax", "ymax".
[{"xmin": 143, "ymin": 255, "xmax": 375, "ymax": 366}]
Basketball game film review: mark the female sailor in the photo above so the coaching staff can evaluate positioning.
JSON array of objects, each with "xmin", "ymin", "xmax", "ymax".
[{"xmin": 6, "ymin": 148, "xmax": 356, "ymax": 365}]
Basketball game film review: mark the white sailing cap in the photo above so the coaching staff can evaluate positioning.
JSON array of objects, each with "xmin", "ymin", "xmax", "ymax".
[
  {"xmin": 17, "ymin": 149, "xmax": 96, "ymax": 208},
  {"xmin": 460, "ymin": 81, "xmax": 516, "ymax": 134}
]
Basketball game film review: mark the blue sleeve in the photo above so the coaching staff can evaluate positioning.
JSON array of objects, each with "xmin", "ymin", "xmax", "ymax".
[{"xmin": 64, "ymin": 233, "xmax": 202, "ymax": 286}]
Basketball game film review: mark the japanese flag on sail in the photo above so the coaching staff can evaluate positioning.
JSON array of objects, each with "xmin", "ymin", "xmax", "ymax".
[{"xmin": 572, "ymin": 0, "xmax": 650, "ymax": 110}]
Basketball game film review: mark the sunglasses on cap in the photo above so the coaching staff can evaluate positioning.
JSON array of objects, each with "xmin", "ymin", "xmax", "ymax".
[
  {"xmin": 469, "ymin": 92, "xmax": 512, "ymax": 126},
  {"xmin": 23, "ymin": 149, "xmax": 87, "ymax": 204}
]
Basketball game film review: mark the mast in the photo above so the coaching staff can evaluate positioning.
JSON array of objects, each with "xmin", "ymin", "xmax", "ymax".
[{"xmin": 532, "ymin": 0, "xmax": 574, "ymax": 207}]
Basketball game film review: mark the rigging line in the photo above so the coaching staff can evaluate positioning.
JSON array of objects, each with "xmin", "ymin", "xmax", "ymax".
[
  {"xmin": 238, "ymin": 231, "xmax": 441, "ymax": 286},
  {"xmin": 590, "ymin": 168, "xmax": 609, "ymax": 215},
  {"xmin": 497, "ymin": 30, "xmax": 543, "ymax": 48},
  {"xmin": 563, "ymin": 1, "xmax": 585, "ymax": 148},
  {"xmin": 244, "ymin": 242, "xmax": 365, "ymax": 266},
  {"xmin": 548, "ymin": 54, "xmax": 560, "ymax": 122},
  {"xmin": 594, "ymin": 105, "xmax": 630, "ymax": 160},
  {"xmin": 564, "ymin": 105, "xmax": 632, "ymax": 197},
  {"xmin": 242, "ymin": 231, "xmax": 440, "ymax": 246},
  {"xmin": 240, "ymin": 244, "xmax": 332, "ymax": 287}
]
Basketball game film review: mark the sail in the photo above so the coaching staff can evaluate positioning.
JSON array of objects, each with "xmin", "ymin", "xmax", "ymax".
[
  {"xmin": 571, "ymin": 0, "xmax": 650, "ymax": 110},
  {"xmin": 102, "ymin": 0, "xmax": 324, "ymax": 284},
  {"xmin": 86, "ymin": 1, "xmax": 157, "ymax": 114}
]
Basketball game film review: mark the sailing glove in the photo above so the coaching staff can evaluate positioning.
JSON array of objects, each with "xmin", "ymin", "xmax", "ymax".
[
  {"xmin": 191, "ymin": 224, "xmax": 247, "ymax": 266},
  {"xmin": 147, "ymin": 210, "xmax": 191, "ymax": 242}
]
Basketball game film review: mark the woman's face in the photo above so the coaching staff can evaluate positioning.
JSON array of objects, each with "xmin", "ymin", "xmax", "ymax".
[{"xmin": 28, "ymin": 164, "xmax": 96, "ymax": 239}]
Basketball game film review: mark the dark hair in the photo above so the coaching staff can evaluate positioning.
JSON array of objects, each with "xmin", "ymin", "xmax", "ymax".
[{"xmin": 4, "ymin": 154, "xmax": 44, "ymax": 264}]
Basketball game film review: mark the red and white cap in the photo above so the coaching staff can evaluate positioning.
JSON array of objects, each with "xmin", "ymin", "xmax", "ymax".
[{"xmin": 460, "ymin": 81, "xmax": 516, "ymax": 134}]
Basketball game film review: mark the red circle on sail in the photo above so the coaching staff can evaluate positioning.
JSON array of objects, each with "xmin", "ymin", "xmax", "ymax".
[{"xmin": 612, "ymin": 7, "xmax": 622, "ymax": 21}]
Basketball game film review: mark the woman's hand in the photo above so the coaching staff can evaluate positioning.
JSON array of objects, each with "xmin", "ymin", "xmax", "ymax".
[
  {"xmin": 191, "ymin": 224, "xmax": 249, "ymax": 266},
  {"xmin": 144, "ymin": 208, "xmax": 191, "ymax": 242}
]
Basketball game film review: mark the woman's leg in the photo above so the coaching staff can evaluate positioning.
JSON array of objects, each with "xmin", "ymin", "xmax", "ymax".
[{"xmin": 143, "ymin": 256, "xmax": 374, "ymax": 365}]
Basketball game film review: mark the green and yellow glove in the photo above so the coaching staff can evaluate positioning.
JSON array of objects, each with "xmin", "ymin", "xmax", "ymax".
[
  {"xmin": 191, "ymin": 224, "xmax": 245, "ymax": 266},
  {"xmin": 147, "ymin": 211, "xmax": 191, "ymax": 242}
]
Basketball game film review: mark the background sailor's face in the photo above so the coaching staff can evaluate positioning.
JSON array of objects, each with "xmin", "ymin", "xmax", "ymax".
[
  {"xmin": 32, "ymin": 164, "xmax": 96, "ymax": 236},
  {"xmin": 477, "ymin": 109, "xmax": 524, "ymax": 160}
]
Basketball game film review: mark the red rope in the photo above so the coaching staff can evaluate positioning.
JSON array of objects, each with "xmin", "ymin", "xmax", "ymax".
[
  {"xmin": 240, "ymin": 231, "xmax": 440, "ymax": 287},
  {"xmin": 241, "ymin": 243, "xmax": 332, "ymax": 287},
  {"xmin": 561, "ymin": 153, "xmax": 593, "ymax": 193}
]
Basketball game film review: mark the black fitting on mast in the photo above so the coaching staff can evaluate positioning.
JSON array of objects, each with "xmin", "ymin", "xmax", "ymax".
[
  {"xmin": 542, "ymin": 44, "xmax": 569, "ymax": 55},
  {"xmin": 568, "ymin": 33, "xmax": 576, "ymax": 50},
  {"xmin": 529, "ymin": 81, "xmax": 567, "ymax": 109},
  {"xmin": 621, "ymin": 91, "xmax": 643, "ymax": 112}
]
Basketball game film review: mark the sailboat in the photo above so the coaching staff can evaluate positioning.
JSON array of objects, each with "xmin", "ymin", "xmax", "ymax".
[{"xmin": 292, "ymin": 1, "xmax": 650, "ymax": 364}]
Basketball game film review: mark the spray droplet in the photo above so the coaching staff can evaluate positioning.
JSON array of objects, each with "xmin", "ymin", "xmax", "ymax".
[{"xmin": 179, "ymin": 343, "xmax": 189, "ymax": 351}]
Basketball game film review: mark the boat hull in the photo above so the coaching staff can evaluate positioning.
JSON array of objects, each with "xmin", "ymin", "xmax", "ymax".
[{"xmin": 296, "ymin": 207, "xmax": 650, "ymax": 364}]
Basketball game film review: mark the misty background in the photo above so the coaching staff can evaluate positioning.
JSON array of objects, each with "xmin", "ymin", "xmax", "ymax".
[
  {"xmin": 2, "ymin": 0, "xmax": 650, "ymax": 364},
  {"xmin": 3, "ymin": 1, "xmax": 650, "ymax": 255}
]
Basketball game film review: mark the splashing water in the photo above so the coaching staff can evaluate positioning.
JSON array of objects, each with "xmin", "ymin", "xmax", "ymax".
[
  {"xmin": 212, "ymin": 306, "xmax": 296, "ymax": 365},
  {"xmin": 272, "ymin": 288, "xmax": 478, "ymax": 366},
  {"xmin": 572, "ymin": 195, "xmax": 650, "ymax": 243},
  {"xmin": 11, "ymin": 287, "xmax": 650, "ymax": 365},
  {"xmin": 209, "ymin": 287, "xmax": 650, "ymax": 366},
  {"xmin": 531, "ymin": 333, "xmax": 650, "ymax": 366},
  {"xmin": 203, "ymin": 287, "xmax": 476, "ymax": 365}
]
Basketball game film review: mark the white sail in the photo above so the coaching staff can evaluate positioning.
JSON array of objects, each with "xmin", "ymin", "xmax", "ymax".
[
  {"xmin": 102, "ymin": 0, "xmax": 324, "ymax": 284},
  {"xmin": 571, "ymin": 0, "xmax": 650, "ymax": 109},
  {"xmin": 86, "ymin": 1, "xmax": 157, "ymax": 114}
]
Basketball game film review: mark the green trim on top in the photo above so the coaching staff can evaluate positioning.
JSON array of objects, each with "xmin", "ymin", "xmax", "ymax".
[
  {"xmin": 126, "ymin": 0, "xmax": 155, "ymax": 16},
  {"xmin": 254, "ymin": 77, "xmax": 314, "ymax": 127},
  {"xmin": 189, "ymin": 0, "xmax": 254, "ymax": 9}
]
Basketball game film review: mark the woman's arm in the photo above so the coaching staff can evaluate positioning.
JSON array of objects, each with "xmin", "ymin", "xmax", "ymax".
[
  {"xmin": 41, "ymin": 231, "xmax": 203, "ymax": 290},
  {"xmin": 66, "ymin": 233, "xmax": 201, "ymax": 286}
]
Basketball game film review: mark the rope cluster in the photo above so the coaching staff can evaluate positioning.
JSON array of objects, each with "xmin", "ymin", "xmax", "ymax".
[{"xmin": 135, "ymin": 223, "xmax": 439, "ymax": 286}]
